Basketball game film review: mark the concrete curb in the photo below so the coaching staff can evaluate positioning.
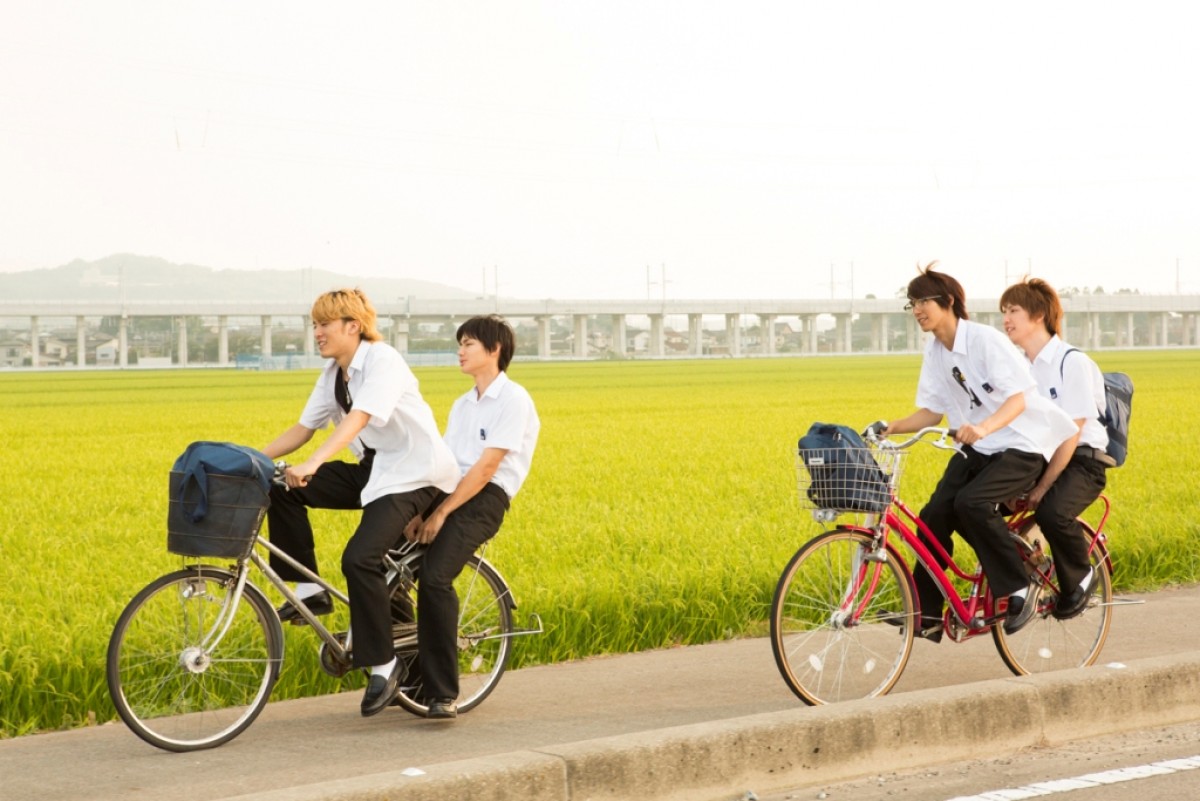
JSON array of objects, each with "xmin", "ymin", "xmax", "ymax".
[{"xmin": 225, "ymin": 651, "xmax": 1200, "ymax": 801}]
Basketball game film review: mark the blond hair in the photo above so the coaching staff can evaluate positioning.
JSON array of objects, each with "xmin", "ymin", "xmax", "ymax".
[{"xmin": 310, "ymin": 288, "xmax": 382, "ymax": 342}]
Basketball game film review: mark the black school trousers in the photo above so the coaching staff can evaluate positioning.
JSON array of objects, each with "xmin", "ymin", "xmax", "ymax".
[
  {"xmin": 914, "ymin": 446, "xmax": 1044, "ymax": 624},
  {"xmin": 1034, "ymin": 453, "xmax": 1107, "ymax": 595},
  {"xmin": 417, "ymin": 482, "xmax": 509, "ymax": 702},
  {"xmin": 266, "ymin": 456, "xmax": 438, "ymax": 668}
]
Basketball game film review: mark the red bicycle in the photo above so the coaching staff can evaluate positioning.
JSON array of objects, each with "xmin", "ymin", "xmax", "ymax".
[{"xmin": 770, "ymin": 426, "xmax": 1115, "ymax": 705}]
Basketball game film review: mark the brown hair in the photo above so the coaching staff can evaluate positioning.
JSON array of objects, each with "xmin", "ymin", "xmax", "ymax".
[
  {"xmin": 906, "ymin": 261, "xmax": 968, "ymax": 320},
  {"xmin": 310, "ymin": 289, "xmax": 382, "ymax": 342},
  {"xmin": 1000, "ymin": 277, "xmax": 1062, "ymax": 336}
]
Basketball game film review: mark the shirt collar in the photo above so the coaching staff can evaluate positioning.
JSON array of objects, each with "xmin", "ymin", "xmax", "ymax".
[
  {"xmin": 1033, "ymin": 334, "xmax": 1064, "ymax": 367},
  {"xmin": 474, "ymin": 371, "xmax": 510, "ymax": 402},
  {"xmin": 950, "ymin": 318, "xmax": 970, "ymax": 355},
  {"xmin": 346, "ymin": 340, "xmax": 372, "ymax": 376}
]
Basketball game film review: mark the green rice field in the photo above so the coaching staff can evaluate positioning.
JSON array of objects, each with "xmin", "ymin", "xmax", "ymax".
[{"xmin": 1, "ymin": 350, "xmax": 1197, "ymax": 737}]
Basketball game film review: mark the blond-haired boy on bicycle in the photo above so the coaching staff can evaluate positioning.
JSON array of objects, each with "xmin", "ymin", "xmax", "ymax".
[{"xmin": 262, "ymin": 288, "xmax": 459, "ymax": 718}]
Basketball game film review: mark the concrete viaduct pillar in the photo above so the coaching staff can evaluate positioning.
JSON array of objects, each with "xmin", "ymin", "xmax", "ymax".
[
  {"xmin": 649, "ymin": 314, "xmax": 665, "ymax": 356},
  {"xmin": 176, "ymin": 316, "xmax": 188, "ymax": 365},
  {"xmin": 76, "ymin": 316, "xmax": 86, "ymax": 367},
  {"xmin": 118, "ymin": 316, "xmax": 129, "ymax": 367},
  {"xmin": 760, "ymin": 314, "xmax": 776, "ymax": 355},
  {"xmin": 725, "ymin": 314, "xmax": 742, "ymax": 357},
  {"xmin": 261, "ymin": 316, "xmax": 273, "ymax": 360},
  {"xmin": 688, "ymin": 313, "xmax": 703, "ymax": 356},
  {"xmin": 573, "ymin": 315, "xmax": 587, "ymax": 358},
  {"xmin": 536, "ymin": 317, "xmax": 552, "ymax": 358},
  {"xmin": 806, "ymin": 315, "xmax": 818, "ymax": 353},
  {"xmin": 218, "ymin": 317, "xmax": 230, "ymax": 365},
  {"xmin": 29, "ymin": 316, "xmax": 39, "ymax": 368},
  {"xmin": 611, "ymin": 314, "xmax": 627, "ymax": 356},
  {"xmin": 837, "ymin": 313, "xmax": 852, "ymax": 353},
  {"xmin": 391, "ymin": 317, "xmax": 409, "ymax": 354}
]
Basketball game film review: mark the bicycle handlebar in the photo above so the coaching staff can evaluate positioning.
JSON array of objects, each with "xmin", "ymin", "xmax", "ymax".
[
  {"xmin": 865, "ymin": 425, "xmax": 962, "ymax": 453},
  {"xmin": 272, "ymin": 461, "xmax": 316, "ymax": 490}
]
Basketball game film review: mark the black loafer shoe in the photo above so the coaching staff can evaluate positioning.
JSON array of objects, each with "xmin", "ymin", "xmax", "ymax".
[
  {"xmin": 1003, "ymin": 591, "xmax": 1038, "ymax": 635},
  {"xmin": 426, "ymin": 698, "xmax": 458, "ymax": 719},
  {"xmin": 1053, "ymin": 576, "xmax": 1094, "ymax": 620},
  {"xmin": 361, "ymin": 661, "xmax": 406, "ymax": 718},
  {"xmin": 277, "ymin": 591, "xmax": 333, "ymax": 625}
]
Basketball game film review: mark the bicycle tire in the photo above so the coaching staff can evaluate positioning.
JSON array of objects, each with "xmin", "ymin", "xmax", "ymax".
[
  {"xmin": 770, "ymin": 527, "xmax": 915, "ymax": 705},
  {"xmin": 106, "ymin": 566, "xmax": 284, "ymax": 751},
  {"xmin": 992, "ymin": 526, "xmax": 1113, "ymax": 675},
  {"xmin": 388, "ymin": 554, "xmax": 514, "ymax": 716}
]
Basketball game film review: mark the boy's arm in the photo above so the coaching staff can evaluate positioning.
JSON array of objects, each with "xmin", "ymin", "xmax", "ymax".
[
  {"xmin": 956, "ymin": 391, "xmax": 1025, "ymax": 446},
  {"xmin": 410, "ymin": 447, "xmax": 507, "ymax": 544},
  {"xmin": 884, "ymin": 408, "xmax": 944, "ymax": 436},
  {"xmin": 283, "ymin": 411, "xmax": 370, "ymax": 488},
  {"xmin": 263, "ymin": 423, "xmax": 315, "ymax": 461}
]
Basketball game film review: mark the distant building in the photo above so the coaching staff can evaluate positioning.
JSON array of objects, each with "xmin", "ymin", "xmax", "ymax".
[{"xmin": 1, "ymin": 336, "xmax": 29, "ymax": 367}]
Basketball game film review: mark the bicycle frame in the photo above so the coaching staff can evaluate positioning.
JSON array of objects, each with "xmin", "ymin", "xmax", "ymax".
[
  {"xmin": 847, "ymin": 491, "xmax": 1116, "ymax": 639},
  {"xmin": 836, "ymin": 429, "xmax": 1114, "ymax": 638}
]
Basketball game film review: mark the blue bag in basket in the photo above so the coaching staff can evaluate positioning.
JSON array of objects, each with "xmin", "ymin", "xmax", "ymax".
[
  {"xmin": 171, "ymin": 441, "xmax": 275, "ymax": 523},
  {"xmin": 798, "ymin": 422, "xmax": 890, "ymax": 513}
]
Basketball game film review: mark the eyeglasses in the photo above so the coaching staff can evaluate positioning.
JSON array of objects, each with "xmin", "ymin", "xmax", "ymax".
[{"xmin": 904, "ymin": 296, "xmax": 942, "ymax": 312}]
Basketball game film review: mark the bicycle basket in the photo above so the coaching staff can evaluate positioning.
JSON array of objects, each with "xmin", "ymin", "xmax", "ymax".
[
  {"xmin": 167, "ymin": 471, "xmax": 270, "ymax": 558},
  {"xmin": 796, "ymin": 423, "xmax": 895, "ymax": 513}
]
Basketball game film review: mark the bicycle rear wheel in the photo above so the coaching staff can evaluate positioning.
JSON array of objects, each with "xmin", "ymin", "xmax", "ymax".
[
  {"xmin": 106, "ymin": 566, "xmax": 283, "ymax": 751},
  {"xmin": 770, "ymin": 527, "xmax": 915, "ymax": 705},
  {"xmin": 388, "ymin": 554, "xmax": 514, "ymax": 716},
  {"xmin": 992, "ymin": 529, "xmax": 1113, "ymax": 675}
]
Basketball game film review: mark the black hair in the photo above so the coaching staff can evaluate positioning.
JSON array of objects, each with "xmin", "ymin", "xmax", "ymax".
[{"xmin": 456, "ymin": 315, "xmax": 515, "ymax": 372}]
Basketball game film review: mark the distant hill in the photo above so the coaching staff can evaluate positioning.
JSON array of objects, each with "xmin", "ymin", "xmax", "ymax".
[{"xmin": 0, "ymin": 254, "xmax": 479, "ymax": 303}]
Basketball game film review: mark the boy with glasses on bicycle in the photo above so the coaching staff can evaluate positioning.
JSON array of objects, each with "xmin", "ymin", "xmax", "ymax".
[
  {"xmin": 1001, "ymin": 277, "xmax": 1111, "ymax": 620},
  {"xmin": 875, "ymin": 264, "xmax": 1075, "ymax": 639},
  {"xmin": 262, "ymin": 288, "xmax": 460, "ymax": 717},
  {"xmin": 404, "ymin": 315, "xmax": 539, "ymax": 720}
]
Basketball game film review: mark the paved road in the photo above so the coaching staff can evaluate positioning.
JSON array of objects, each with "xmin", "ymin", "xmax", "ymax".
[{"xmin": 2, "ymin": 584, "xmax": 1197, "ymax": 801}]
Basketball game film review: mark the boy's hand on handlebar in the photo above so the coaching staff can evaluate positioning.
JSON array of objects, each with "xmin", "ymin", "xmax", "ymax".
[
  {"xmin": 861, "ymin": 420, "xmax": 889, "ymax": 442},
  {"xmin": 953, "ymin": 423, "xmax": 988, "ymax": 446},
  {"xmin": 284, "ymin": 461, "xmax": 317, "ymax": 489}
]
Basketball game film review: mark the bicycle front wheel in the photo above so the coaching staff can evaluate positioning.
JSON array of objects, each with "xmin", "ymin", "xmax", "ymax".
[
  {"xmin": 993, "ymin": 532, "xmax": 1113, "ymax": 676},
  {"xmin": 770, "ymin": 528, "xmax": 915, "ymax": 705},
  {"xmin": 389, "ymin": 554, "xmax": 514, "ymax": 716},
  {"xmin": 106, "ymin": 566, "xmax": 284, "ymax": 751}
]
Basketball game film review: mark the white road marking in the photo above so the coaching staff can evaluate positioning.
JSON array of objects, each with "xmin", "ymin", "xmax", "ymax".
[{"xmin": 946, "ymin": 756, "xmax": 1200, "ymax": 801}]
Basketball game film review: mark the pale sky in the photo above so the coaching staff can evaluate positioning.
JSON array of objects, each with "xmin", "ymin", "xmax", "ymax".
[{"xmin": 2, "ymin": 1, "xmax": 1197, "ymax": 301}]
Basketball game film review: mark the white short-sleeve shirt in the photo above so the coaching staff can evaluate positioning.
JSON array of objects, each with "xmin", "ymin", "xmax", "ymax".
[
  {"xmin": 915, "ymin": 319, "xmax": 1076, "ymax": 459},
  {"xmin": 1028, "ymin": 335, "xmax": 1109, "ymax": 451},
  {"xmin": 298, "ymin": 340, "xmax": 459, "ymax": 505},
  {"xmin": 442, "ymin": 372, "xmax": 540, "ymax": 499}
]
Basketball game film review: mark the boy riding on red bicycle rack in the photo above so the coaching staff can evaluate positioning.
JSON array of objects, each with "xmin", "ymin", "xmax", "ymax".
[{"xmin": 873, "ymin": 264, "xmax": 1076, "ymax": 640}]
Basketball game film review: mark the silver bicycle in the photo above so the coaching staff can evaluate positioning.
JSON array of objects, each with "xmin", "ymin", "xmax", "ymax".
[{"xmin": 106, "ymin": 465, "xmax": 541, "ymax": 752}]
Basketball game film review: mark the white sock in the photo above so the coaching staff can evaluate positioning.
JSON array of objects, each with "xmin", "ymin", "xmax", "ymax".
[
  {"xmin": 371, "ymin": 658, "xmax": 397, "ymax": 679},
  {"xmin": 1011, "ymin": 587, "xmax": 1028, "ymax": 600},
  {"xmin": 1078, "ymin": 568, "xmax": 1094, "ymax": 591},
  {"xmin": 294, "ymin": 582, "xmax": 324, "ymax": 600}
]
